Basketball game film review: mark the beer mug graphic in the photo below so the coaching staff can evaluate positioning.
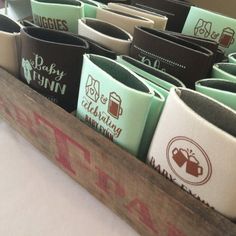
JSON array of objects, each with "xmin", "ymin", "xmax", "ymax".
[
  {"xmin": 186, "ymin": 155, "xmax": 203, "ymax": 177},
  {"xmin": 219, "ymin": 27, "xmax": 235, "ymax": 48},
  {"xmin": 172, "ymin": 147, "xmax": 203, "ymax": 177},
  {"xmin": 108, "ymin": 92, "xmax": 123, "ymax": 119},
  {"xmin": 172, "ymin": 148, "xmax": 188, "ymax": 167}
]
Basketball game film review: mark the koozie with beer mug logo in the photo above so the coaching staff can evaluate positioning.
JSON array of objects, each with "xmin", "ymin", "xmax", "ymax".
[
  {"xmin": 0, "ymin": 14, "xmax": 22, "ymax": 77},
  {"xmin": 130, "ymin": 26, "xmax": 214, "ymax": 88},
  {"xmin": 76, "ymin": 54, "xmax": 164, "ymax": 157},
  {"xmin": 31, "ymin": 0, "xmax": 84, "ymax": 33},
  {"xmin": 147, "ymin": 87, "xmax": 236, "ymax": 219},
  {"xmin": 196, "ymin": 78, "xmax": 236, "ymax": 111},
  {"xmin": 20, "ymin": 27, "xmax": 89, "ymax": 112},
  {"xmin": 182, "ymin": 6, "xmax": 236, "ymax": 55}
]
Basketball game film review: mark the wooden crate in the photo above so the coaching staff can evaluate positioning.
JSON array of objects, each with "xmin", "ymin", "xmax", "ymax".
[{"xmin": 0, "ymin": 69, "xmax": 236, "ymax": 235}]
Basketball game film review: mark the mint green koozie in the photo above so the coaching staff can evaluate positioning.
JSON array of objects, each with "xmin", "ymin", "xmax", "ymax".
[
  {"xmin": 182, "ymin": 6, "xmax": 236, "ymax": 55},
  {"xmin": 228, "ymin": 53, "xmax": 236, "ymax": 64},
  {"xmin": 31, "ymin": 0, "xmax": 84, "ymax": 33},
  {"xmin": 196, "ymin": 79, "xmax": 236, "ymax": 111},
  {"xmin": 212, "ymin": 63, "xmax": 236, "ymax": 82},
  {"xmin": 77, "ymin": 54, "xmax": 164, "ymax": 159},
  {"xmin": 80, "ymin": 0, "xmax": 100, "ymax": 18}
]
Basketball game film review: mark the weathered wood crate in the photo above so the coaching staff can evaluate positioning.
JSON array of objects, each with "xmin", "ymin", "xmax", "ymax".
[{"xmin": 1, "ymin": 69, "xmax": 236, "ymax": 236}]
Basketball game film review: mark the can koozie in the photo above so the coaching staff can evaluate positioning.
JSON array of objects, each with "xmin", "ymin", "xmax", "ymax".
[
  {"xmin": 20, "ymin": 27, "xmax": 89, "ymax": 112},
  {"xmin": 182, "ymin": 6, "xmax": 236, "ymax": 55},
  {"xmin": 147, "ymin": 88, "xmax": 236, "ymax": 219},
  {"xmin": 78, "ymin": 18, "xmax": 132, "ymax": 55},
  {"xmin": 31, "ymin": 0, "xmax": 84, "ymax": 33},
  {"xmin": 80, "ymin": 0, "xmax": 100, "ymax": 18},
  {"xmin": 76, "ymin": 54, "xmax": 163, "ymax": 157},
  {"xmin": 96, "ymin": 7, "xmax": 154, "ymax": 35},
  {"xmin": 228, "ymin": 52, "xmax": 236, "ymax": 64},
  {"xmin": 196, "ymin": 78, "xmax": 236, "ymax": 111},
  {"xmin": 130, "ymin": 26, "xmax": 214, "ymax": 88},
  {"xmin": 130, "ymin": 0, "xmax": 192, "ymax": 32},
  {"xmin": 108, "ymin": 3, "xmax": 168, "ymax": 30},
  {"xmin": 116, "ymin": 55, "xmax": 185, "ymax": 94},
  {"xmin": 0, "ymin": 14, "xmax": 21, "ymax": 77},
  {"xmin": 212, "ymin": 63, "xmax": 236, "ymax": 82},
  {"xmin": 165, "ymin": 31, "xmax": 225, "ymax": 63},
  {"xmin": 20, "ymin": 19, "xmax": 39, "ymax": 28},
  {"xmin": 79, "ymin": 35, "xmax": 117, "ymax": 59}
]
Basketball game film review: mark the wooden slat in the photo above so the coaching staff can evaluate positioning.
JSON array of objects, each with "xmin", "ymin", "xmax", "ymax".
[{"xmin": 0, "ymin": 68, "xmax": 236, "ymax": 236}]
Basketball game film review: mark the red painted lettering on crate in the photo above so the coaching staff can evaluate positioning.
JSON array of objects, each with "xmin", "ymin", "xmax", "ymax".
[
  {"xmin": 95, "ymin": 167, "xmax": 125, "ymax": 197},
  {"xmin": 167, "ymin": 222, "xmax": 186, "ymax": 236},
  {"xmin": 34, "ymin": 113, "xmax": 91, "ymax": 175},
  {"xmin": 0, "ymin": 96, "xmax": 187, "ymax": 235},
  {"xmin": 125, "ymin": 198, "xmax": 158, "ymax": 234},
  {"xmin": 13, "ymin": 104, "xmax": 36, "ymax": 135}
]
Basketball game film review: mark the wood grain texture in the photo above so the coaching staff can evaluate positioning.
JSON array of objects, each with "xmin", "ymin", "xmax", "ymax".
[{"xmin": 0, "ymin": 68, "xmax": 236, "ymax": 236}]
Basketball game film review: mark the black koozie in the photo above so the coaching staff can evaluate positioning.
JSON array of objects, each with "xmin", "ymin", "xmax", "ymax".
[
  {"xmin": 20, "ymin": 27, "xmax": 89, "ymax": 112},
  {"xmin": 131, "ymin": 0, "xmax": 192, "ymax": 32}
]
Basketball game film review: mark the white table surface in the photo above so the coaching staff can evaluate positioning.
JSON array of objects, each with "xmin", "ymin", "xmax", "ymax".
[{"xmin": 0, "ymin": 120, "xmax": 139, "ymax": 236}]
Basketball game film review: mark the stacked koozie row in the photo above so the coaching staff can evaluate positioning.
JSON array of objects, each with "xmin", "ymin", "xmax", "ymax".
[{"xmin": 1, "ymin": 0, "xmax": 236, "ymax": 221}]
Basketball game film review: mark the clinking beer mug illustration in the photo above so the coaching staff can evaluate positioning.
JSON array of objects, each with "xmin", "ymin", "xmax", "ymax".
[
  {"xmin": 172, "ymin": 148, "xmax": 188, "ymax": 167},
  {"xmin": 219, "ymin": 27, "xmax": 235, "ymax": 48},
  {"xmin": 172, "ymin": 148, "xmax": 203, "ymax": 177},
  {"xmin": 108, "ymin": 92, "xmax": 123, "ymax": 119}
]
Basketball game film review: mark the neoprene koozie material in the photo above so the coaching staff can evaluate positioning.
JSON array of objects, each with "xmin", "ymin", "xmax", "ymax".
[
  {"xmin": 147, "ymin": 87, "xmax": 236, "ymax": 219},
  {"xmin": 182, "ymin": 6, "xmax": 236, "ymax": 55},
  {"xmin": 20, "ymin": 19, "xmax": 39, "ymax": 28},
  {"xmin": 20, "ymin": 27, "xmax": 89, "ymax": 112},
  {"xmin": 108, "ymin": 3, "xmax": 168, "ymax": 30},
  {"xmin": 31, "ymin": 0, "xmax": 84, "ymax": 33},
  {"xmin": 131, "ymin": 0, "xmax": 192, "ymax": 32},
  {"xmin": 116, "ymin": 55, "xmax": 185, "ymax": 96},
  {"xmin": 196, "ymin": 79, "xmax": 236, "ymax": 111},
  {"xmin": 212, "ymin": 63, "xmax": 236, "ymax": 82},
  {"xmin": 79, "ymin": 35, "xmax": 117, "ymax": 59},
  {"xmin": 80, "ymin": 0, "xmax": 100, "ymax": 18},
  {"xmin": 76, "ymin": 54, "xmax": 164, "ymax": 157},
  {"xmin": 228, "ymin": 53, "xmax": 236, "ymax": 64},
  {"xmin": 95, "ymin": 0, "xmax": 130, "ymax": 4},
  {"xmin": 96, "ymin": 7, "xmax": 154, "ymax": 35},
  {"xmin": 78, "ymin": 18, "xmax": 132, "ymax": 55},
  {"xmin": 130, "ymin": 26, "xmax": 214, "ymax": 88},
  {"xmin": 166, "ymin": 31, "xmax": 225, "ymax": 63},
  {"xmin": 0, "ymin": 14, "xmax": 21, "ymax": 77}
]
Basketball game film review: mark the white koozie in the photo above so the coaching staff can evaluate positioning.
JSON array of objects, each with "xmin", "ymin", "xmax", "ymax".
[
  {"xmin": 147, "ymin": 87, "xmax": 236, "ymax": 219},
  {"xmin": 96, "ymin": 7, "xmax": 154, "ymax": 35},
  {"xmin": 78, "ymin": 18, "xmax": 132, "ymax": 55}
]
